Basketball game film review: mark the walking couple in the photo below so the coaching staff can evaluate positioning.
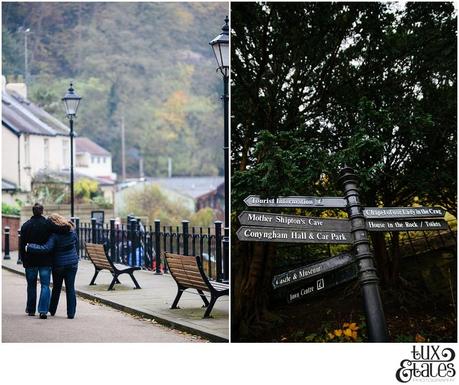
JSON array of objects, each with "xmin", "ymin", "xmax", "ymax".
[{"xmin": 20, "ymin": 203, "xmax": 79, "ymax": 319}]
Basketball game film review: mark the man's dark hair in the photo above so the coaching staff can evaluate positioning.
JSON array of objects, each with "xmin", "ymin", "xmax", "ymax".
[{"xmin": 32, "ymin": 203, "xmax": 44, "ymax": 216}]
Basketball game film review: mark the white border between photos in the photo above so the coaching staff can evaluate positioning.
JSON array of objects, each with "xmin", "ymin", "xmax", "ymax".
[{"xmin": 0, "ymin": 1, "xmax": 458, "ymax": 385}]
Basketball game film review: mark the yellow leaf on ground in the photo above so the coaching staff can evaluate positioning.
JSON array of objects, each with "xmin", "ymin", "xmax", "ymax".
[
  {"xmin": 349, "ymin": 322, "xmax": 359, "ymax": 331},
  {"xmin": 334, "ymin": 329, "xmax": 343, "ymax": 337},
  {"xmin": 415, "ymin": 334, "xmax": 426, "ymax": 343}
]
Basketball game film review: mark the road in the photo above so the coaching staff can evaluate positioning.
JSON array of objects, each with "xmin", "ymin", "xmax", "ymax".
[{"xmin": 2, "ymin": 269, "xmax": 206, "ymax": 343}]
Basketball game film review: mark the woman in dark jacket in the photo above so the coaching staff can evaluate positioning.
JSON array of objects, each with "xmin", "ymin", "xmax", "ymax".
[{"xmin": 26, "ymin": 213, "xmax": 79, "ymax": 319}]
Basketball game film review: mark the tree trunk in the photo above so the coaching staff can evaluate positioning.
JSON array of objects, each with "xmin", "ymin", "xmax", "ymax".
[
  {"xmin": 370, "ymin": 232, "xmax": 391, "ymax": 287},
  {"xmin": 389, "ymin": 232, "xmax": 401, "ymax": 283},
  {"xmin": 232, "ymin": 240, "xmax": 275, "ymax": 341}
]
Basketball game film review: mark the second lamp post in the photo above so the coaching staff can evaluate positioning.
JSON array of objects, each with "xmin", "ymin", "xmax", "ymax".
[
  {"xmin": 62, "ymin": 83, "xmax": 82, "ymax": 218},
  {"xmin": 210, "ymin": 16, "xmax": 229, "ymax": 282}
]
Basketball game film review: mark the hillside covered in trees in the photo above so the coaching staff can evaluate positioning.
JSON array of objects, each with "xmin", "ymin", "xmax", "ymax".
[{"xmin": 2, "ymin": 2, "xmax": 227, "ymax": 177}]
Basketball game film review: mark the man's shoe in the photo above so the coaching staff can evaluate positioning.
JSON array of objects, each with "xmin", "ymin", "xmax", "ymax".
[
  {"xmin": 27, "ymin": 313, "xmax": 35, "ymax": 316},
  {"xmin": 67, "ymin": 315, "xmax": 74, "ymax": 319},
  {"xmin": 50, "ymin": 312, "xmax": 55, "ymax": 316},
  {"xmin": 39, "ymin": 313, "xmax": 47, "ymax": 319}
]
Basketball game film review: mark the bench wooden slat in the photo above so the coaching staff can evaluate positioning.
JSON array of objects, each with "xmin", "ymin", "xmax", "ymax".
[
  {"xmin": 167, "ymin": 259, "xmax": 201, "ymax": 270},
  {"xmin": 172, "ymin": 274, "xmax": 208, "ymax": 290},
  {"xmin": 85, "ymin": 243, "xmax": 114, "ymax": 271},
  {"xmin": 171, "ymin": 270, "xmax": 204, "ymax": 281}
]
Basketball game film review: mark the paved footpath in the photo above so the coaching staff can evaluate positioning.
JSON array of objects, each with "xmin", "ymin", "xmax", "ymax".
[
  {"xmin": 3, "ymin": 269, "xmax": 205, "ymax": 342},
  {"xmin": 2, "ymin": 252, "xmax": 228, "ymax": 342}
]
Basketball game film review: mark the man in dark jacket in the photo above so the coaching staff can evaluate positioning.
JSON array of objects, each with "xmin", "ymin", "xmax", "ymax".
[
  {"xmin": 20, "ymin": 203, "xmax": 53, "ymax": 319},
  {"xmin": 26, "ymin": 213, "xmax": 79, "ymax": 319}
]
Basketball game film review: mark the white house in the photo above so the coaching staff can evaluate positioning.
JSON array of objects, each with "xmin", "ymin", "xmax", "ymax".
[
  {"xmin": 1, "ymin": 79, "xmax": 116, "ymax": 206},
  {"xmin": 75, "ymin": 137, "xmax": 117, "ymax": 203},
  {"xmin": 2, "ymin": 80, "xmax": 70, "ymax": 204}
]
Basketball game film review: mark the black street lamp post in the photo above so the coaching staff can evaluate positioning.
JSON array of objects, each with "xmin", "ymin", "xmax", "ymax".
[
  {"xmin": 210, "ymin": 16, "xmax": 229, "ymax": 282},
  {"xmin": 62, "ymin": 83, "xmax": 82, "ymax": 218}
]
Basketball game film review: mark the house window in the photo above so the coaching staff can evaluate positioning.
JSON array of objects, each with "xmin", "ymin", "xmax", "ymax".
[
  {"xmin": 63, "ymin": 139, "xmax": 69, "ymax": 168},
  {"xmin": 24, "ymin": 135, "xmax": 30, "ymax": 167},
  {"xmin": 44, "ymin": 138, "xmax": 49, "ymax": 168},
  {"xmin": 92, "ymin": 156, "xmax": 96, "ymax": 164}
]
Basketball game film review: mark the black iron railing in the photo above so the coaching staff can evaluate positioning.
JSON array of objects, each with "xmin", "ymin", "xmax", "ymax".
[{"xmin": 72, "ymin": 217, "xmax": 227, "ymax": 282}]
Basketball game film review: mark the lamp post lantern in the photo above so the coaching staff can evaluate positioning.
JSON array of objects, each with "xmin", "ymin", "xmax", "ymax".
[
  {"xmin": 62, "ymin": 82, "xmax": 82, "ymax": 218},
  {"xmin": 210, "ymin": 16, "xmax": 230, "ymax": 281}
]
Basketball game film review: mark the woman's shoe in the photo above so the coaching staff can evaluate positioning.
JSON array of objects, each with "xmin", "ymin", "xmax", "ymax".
[{"xmin": 39, "ymin": 313, "xmax": 47, "ymax": 319}]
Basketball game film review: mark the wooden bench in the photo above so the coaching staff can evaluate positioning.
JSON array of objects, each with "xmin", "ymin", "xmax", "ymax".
[
  {"xmin": 164, "ymin": 252, "xmax": 229, "ymax": 318},
  {"xmin": 85, "ymin": 243, "xmax": 141, "ymax": 291}
]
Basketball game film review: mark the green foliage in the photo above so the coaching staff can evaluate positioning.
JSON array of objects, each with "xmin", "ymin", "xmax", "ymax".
[
  {"xmin": 2, "ymin": 202, "xmax": 21, "ymax": 216},
  {"xmin": 2, "ymin": 2, "xmax": 226, "ymax": 177},
  {"xmin": 190, "ymin": 207, "xmax": 216, "ymax": 227},
  {"xmin": 2, "ymin": 26, "xmax": 23, "ymax": 77},
  {"xmin": 91, "ymin": 195, "xmax": 112, "ymax": 209},
  {"xmin": 31, "ymin": 184, "xmax": 66, "ymax": 205},
  {"xmin": 120, "ymin": 184, "xmax": 192, "ymax": 225},
  {"xmin": 74, "ymin": 178, "xmax": 99, "ymax": 202},
  {"xmin": 232, "ymin": 1, "xmax": 457, "ymax": 244}
]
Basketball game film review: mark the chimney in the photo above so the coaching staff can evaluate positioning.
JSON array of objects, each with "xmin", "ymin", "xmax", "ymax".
[{"xmin": 6, "ymin": 82, "xmax": 27, "ymax": 99}]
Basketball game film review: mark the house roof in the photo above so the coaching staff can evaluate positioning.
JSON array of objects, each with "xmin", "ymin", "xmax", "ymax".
[
  {"xmin": 76, "ymin": 137, "xmax": 111, "ymax": 156},
  {"xmin": 2, "ymin": 179, "xmax": 17, "ymax": 191},
  {"xmin": 32, "ymin": 169, "xmax": 113, "ymax": 186},
  {"xmin": 2, "ymin": 90, "xmax": 69, "ymax": 137},
  {"xmin": 148, "ymin": 176, "xmax": 224, "ymax": 200}
]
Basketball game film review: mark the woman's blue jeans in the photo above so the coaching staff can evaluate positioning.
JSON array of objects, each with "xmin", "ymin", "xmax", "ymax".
[
  {"xmin": 50, "ymin": 264, "xmax": 78, "ymax": 318},
  {"xmin": 25, "ymin": 266, "xmax": 52, "ymax": 314}
]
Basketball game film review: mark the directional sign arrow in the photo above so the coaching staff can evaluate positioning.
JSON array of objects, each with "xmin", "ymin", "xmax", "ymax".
[
  {"xmin": 366, "ymin": 218, "xmax": 448, "ymax": 232},
  {"xmin": 286, "ymin": 263, "xmax": 358, "ymax": 304},
  {"xmin": 272, "ymin": 252, "xmax": 354, "ymax": 289},
  {"xmin": 238, "ymin": 211, "xmax": 352, "ymax": 232},
  {"xmin": 363, "ymin": 207, "xmax": 446, "ymax": 219},
  {"xmin": 236, "ymin": 226, "xmax": 353, "ymax": 244},
  {"xmin": 243, "ymin": 195, "xmax": 347, "ymax": 208}
]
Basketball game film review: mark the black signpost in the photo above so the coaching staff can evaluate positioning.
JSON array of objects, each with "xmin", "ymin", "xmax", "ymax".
[
  {"xmin": 91, "ymin": 210, "xmax": 105, "ymax": 225},
  {"xmin": 287, "ymin": 263, "xmax": 358, "ymax": 303},
  {"xmin": 272, "ymin": 252, "xmax": 354, "ymax": 289},
  {"xmin": 339, "ymin": 167, "xmax": 389, "ymax": 342},
  {"xmin": 237, "ymin": 166, "xmax": 448, "ymax": 342}
]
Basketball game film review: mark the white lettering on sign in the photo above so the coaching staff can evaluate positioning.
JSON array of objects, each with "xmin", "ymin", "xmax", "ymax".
[
  {"xmin": 300, "ymin": 287, "xmax": 314, "ymax": 296},
  {"xmin": 250, "ymin": 197, "xmax": 276, "ymax": 204},
  {"xmin": 364, "ymin": 207, "xmax": 445, "ymax": 218},
  {"xmin": 276, "ymin": 197, "xmax": 314, "ymax": 205},
  {"xmin": 248, "ymin": 213, "xmax": 273, "ymax": 223}
]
